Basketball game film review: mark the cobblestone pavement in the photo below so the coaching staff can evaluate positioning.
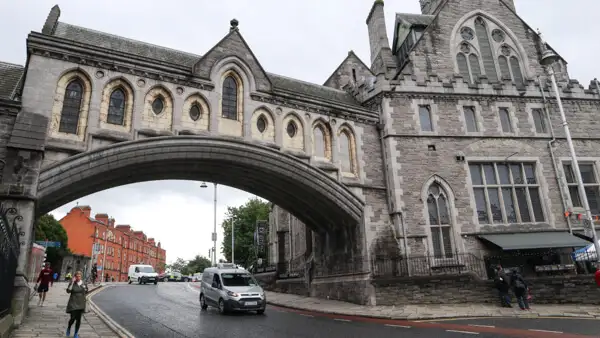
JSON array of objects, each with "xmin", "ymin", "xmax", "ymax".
[
  {"xmin": 10, "ymin": 282, "xmax": 119, "ymax": 338},
  {"xmin": 265, "ymin": 291, "xmax": 600, "ymax": 320}
]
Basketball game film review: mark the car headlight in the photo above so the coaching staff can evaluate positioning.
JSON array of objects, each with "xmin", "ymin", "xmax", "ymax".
[{"xmin": 226, "ymin": 291, "xmax": 239, "ymax": 297}]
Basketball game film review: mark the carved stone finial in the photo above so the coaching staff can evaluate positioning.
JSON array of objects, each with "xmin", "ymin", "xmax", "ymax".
[{"xmin": 230, "ymin": 19, "xmax": 239, "ymax": 32}]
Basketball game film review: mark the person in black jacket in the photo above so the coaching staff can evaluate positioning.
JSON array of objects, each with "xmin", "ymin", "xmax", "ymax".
[
  {"xmin": 510, "ymin": 268, "xmax": 530, "ymax": 310},
  {"xmin": 493, "ymin": 265, "xmax": 511, "ymax": 307}
]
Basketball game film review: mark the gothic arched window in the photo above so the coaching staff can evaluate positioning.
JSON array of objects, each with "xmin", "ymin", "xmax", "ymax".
[
  {"xmin": 338, "ymin": 128, "xmax": 357, "ymax": 175},
  {"xmin": 222, "ymin": 76, "xmax": 238, "ymax": 120},
  {"xmin": 455, "ymin": 16, "xmax": 525, "ymax": 85},
  {"xmin": 313, "ymin": 126, "xmax": 326, "ymax": 158},
  {"xmin": 107, "ymin": 88, "xmax": 126, "ymax": 125},
  {"xmin": 59, "ymin": 79, "xmax": 84, "ymax": 134},
  {"xmin": 426, "ymin": 183, "xmax": 454, "ymax": 258}
]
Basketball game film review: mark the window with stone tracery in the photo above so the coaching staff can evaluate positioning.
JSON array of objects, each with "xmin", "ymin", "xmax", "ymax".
[
  {"xmin": 222, "ymin": 76, "xmax": 238, "ymax": 120},
  {"xmin": 107, "ymin": 88, "xmax": 126, "ymax": 125},
  {"xmin": 455, "ymin": 16, "xmax": 525, "ymax": 85},
  {"xmin": 426, "ymin": 183, "xmax": 454, "ymax": 258},
  {"xmin": 59, "ymin": 79, "xmax": 84, "ymax": 134}
]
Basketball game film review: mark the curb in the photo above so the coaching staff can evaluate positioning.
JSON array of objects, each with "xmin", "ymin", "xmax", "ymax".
[
  {"xmin": 265, "ymin": 301, "xmax": 600, "ymax": 321},
  {"xmin": 86, "ymin": 284, "xmax": 136, "ymax": 338}
]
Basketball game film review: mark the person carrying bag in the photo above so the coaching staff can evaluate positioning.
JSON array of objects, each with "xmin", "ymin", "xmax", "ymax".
[{"xmin": 65, "ymin": 271, "xmax": 89, "ymax": 338}]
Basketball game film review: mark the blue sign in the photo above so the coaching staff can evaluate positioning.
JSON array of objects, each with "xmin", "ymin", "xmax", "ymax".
[
  {"xmin": 35, "ymin": 241, "xmax": 61, "ymax": 248},
  {"xmin": 97, "ymin": 265, "xmax": 103, "ymax": 271}
]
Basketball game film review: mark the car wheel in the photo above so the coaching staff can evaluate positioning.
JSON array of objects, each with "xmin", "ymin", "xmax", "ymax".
[
  {"xmin": 218, "ymin": 299, "xmax": 227, "ymax": 315},
  {"xmin": 154, "ymin": 281, "xmax": 158, "ymax": 285},
  {"xmin": 128, "ymin": 280, "xmax": 132, "ymax": 285},
  {"xmin": 200, "ymin": 294, "xmax": 208, "ymax": 310},
  {"xmin": 138, "ymin": 278, "xmax": 142, "ymax": 285},
  {"xmin": 256, "ymin": 309, "xmax": 265, "ymax": 315}
]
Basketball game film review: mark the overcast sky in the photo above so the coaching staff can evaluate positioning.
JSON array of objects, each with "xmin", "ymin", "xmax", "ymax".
[{"xmin": 1, "ymin": 0, "xmax": 598, "ymax": 263}]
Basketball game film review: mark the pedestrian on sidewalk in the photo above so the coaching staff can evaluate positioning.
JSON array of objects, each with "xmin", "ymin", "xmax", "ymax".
[
  {"xmin": 66, "ymin": 270, "xmax": 89, "ymax": 338},
  {"xmin": 509, "ymin": 268, "xmax": 530, "ymax": 310},
  {"xmin": 493, "ymin": 265, "xmax": 511, "ymax": 308},
  {"xmin": 34, "ymin": 262, "xmax": 53, "ymax": 307}
]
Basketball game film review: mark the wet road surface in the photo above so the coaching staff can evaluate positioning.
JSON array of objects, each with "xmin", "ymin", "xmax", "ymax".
[{"xmin": 91, "ymin": 283, "xmax": 599, "ymax": 338}]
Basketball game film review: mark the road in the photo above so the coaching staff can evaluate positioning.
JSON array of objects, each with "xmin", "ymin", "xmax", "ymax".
[{"xmin": 91, "ymin": 283, "xmax": 599, "ymax": 338}]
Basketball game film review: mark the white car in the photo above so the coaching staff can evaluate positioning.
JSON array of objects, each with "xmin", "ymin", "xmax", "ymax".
[{"xmin": 128, "ymin": 264, "xmax": 158, "ymax": 285}]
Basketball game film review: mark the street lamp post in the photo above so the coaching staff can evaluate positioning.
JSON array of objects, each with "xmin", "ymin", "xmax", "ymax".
[
  {"xmin": 232, "ymin": 220, "xmax": 235, "ymax": 265},
  {"xmin": 201, "ymin": 182, "xmax": 218, "ymax": 266},
  {"xmin": 539, "ymin": 34, "xmax": 600, "ymax": 262}
]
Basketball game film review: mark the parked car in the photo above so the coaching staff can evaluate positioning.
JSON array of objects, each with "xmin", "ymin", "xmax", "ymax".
[
  {"xmin": 128, "ymin": 264, "xmax": 158, "ymax": 285},
  {"xmin": 163, "ymin": 271, "xmax": 190, "ymax": 282}
]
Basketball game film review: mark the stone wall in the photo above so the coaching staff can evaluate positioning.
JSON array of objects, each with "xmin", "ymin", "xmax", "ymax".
[{"xmin": 373, "ymin": 273, "xmax": 600, "ymax": 305}]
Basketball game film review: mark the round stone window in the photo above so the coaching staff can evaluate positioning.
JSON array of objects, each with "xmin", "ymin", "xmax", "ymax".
[
  {"xmin": 286, "ymin": 120, "xmax": 297, "ymax": 138},
  {"xmin": 189, "ymin": 104, "xmax": 201, "ymax": 121},
  {"xmin": 152, "ymin": 97, "xmax": 164, "ymax": 115},
  {"xmin": 257, "ymin": 115, "xmax": 267, "ymax": 133}
]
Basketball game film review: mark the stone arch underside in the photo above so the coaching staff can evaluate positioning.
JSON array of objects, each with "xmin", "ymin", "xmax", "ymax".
[{"xmin": 36, "ymin": 136, "xmax": 365, "ymax": 233}]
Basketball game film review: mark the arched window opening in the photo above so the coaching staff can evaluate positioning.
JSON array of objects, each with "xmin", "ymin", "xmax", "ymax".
[
  {"xmin": 426, "ymin": 183, "xmax": 454, "ymax": 258},
  {"xmin": 59, "ymin": 80, "xmax": 84, "ymax": 134},
  {"xmin": 189, "ymin": 103, "xmax": 201, "ymax": 121},
  {"xmin": 313, "ymin": 126, "xmax": 326, "ymax": 158},
  {"xmin": 338, "ymin": 131, "xmax": 354, "ymax": 174},
  {"xmin": 474, "ymin": 17, "xmax": 498, "ymax": 83},
  {"xmin": 107, "ymin": 88, "xmax": 125, "ymax": 125},
  {"xmin": 257, "ymin": 115, "xmax": 267, "ymax": 133},
  {"xmin": 286, "ymin": 120, "xmax": 297, "ymax": 138},
  {"xmin": 456, "ymin": 53, "xmax": 470, "ymax": 81},
  {"xmin": 152, "ymin": 97, "xmax": 164, "ymax": 115},
  {"xmin": 222, "ymin": 76, "xmax": 238, "ymax": 120},
  {"xmin": 468, "ymin": 54, "xmax": 482, "ymax": 80},
  {"xmin": 509, "ymin": 56, "xmax": 524, "ymax": 85}
]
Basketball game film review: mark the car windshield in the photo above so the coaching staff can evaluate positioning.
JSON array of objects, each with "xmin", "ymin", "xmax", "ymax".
[
  {"xmin": 220, "ymin": 273, "xmax": 257, "ymax": 287},
  {"xmin": 140, "ymin": 266, "xmax": 154, "ymax": 273}
]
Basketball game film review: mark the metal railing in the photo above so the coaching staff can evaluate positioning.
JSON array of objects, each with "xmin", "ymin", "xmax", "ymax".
[
  {"xmin": 371, "ymin": 253, "xmax": 488, "ymax": 279},
  {"xmin": 0, "ymin": 205, "xmax": 21, "ymax": 319},
  {"xmin": 314, "ymin": 252, "xmax": 369, "ymax": 277}
]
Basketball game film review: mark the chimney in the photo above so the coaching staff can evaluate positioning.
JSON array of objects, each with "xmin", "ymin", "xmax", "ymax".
[
  {"xmin": 366, "ymin": 0, "xmax": 395, "ymax": 76},
  {"xmin": 42, "ymin": 5, "xmax": 61, "ymax": 35},
  {"xmin": 94, "ymin": 213, "xmax": 109, "ymax": 225},
  {"xmin": 108, "ymin": 218, "xmax": 115, "ymax": 228},
  {"xmin": 116, "ymin": 224, "xmax": 131, "ymax": 232}
]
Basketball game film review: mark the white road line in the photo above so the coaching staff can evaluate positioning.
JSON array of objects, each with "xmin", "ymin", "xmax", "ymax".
[
  {"xmin": 468, "ymin": 324, "xmax": 495, "ymax": 328},
  {"xmin": 186, "ymin": 283, "xmax": 200, "ymax": 293},
  {"xmin": 445, "ymin": 329, "xmax": 479, "ymax": 335},
  {"xmin": 300, "ymin": 314, "xmax": 314, "ymax": 318},
  {"xmin": 333, "ymin": 318, "xmax": 351, "ymax": 322},
  {"xmin": 528, "ymin": 329, "xmax": 563, "ymax": 334},
  {"xmin": 384, "ymin": 324, "xmax": 411, "ymax": 329}
]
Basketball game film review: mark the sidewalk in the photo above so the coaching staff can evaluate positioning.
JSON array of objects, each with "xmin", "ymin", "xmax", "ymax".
[
  {"xmin": 10, "ymin": 282, "xmax": 119, "ymax": 338},
  {"xmin": 265, "ymin": 291, "xmax": 600, "ymax": 320}
]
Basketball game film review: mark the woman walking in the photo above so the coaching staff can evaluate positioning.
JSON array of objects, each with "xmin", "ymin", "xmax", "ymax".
[{"xmin": 66, "ymin": 271, "xmax": 88, "ymax": 337}]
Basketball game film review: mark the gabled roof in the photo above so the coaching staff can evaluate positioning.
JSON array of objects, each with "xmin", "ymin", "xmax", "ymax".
[
  {"xmin": 0, "ymin": 61, "xmax": 24, "ymax": 100},
  {"xmin": 395, "ymin": 13, "xmax": 435, "ymax": 26},
  {"xmin": 322, "ymin": 50, "xmax": 374, "ymax": 88},
  {"xmin": 53, "ymin": 22, "xmax": 201, "ymax": 67},
  {"xmin": 46, "ymin": 20, "xmax": 363, "ymax": 108}
]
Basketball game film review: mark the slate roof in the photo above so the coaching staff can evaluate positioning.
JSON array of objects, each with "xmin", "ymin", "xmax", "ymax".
[
  {"xmin": 50, "ymin": 22, "xmax": 362, "ymax": 108},
  {"xmin": 0, "ymin": 61, "xmax": 24, "ymax": 100},
  {"xmin": 53, "ymin": 22, "xmax": 201, "ymax": 67},
  {"xmin": 395, "ymin": 13, "xmax": 435, "ymax": 26}
]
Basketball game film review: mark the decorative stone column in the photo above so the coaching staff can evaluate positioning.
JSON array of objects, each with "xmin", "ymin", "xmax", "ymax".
[{"xmin": 0, "ymin": 110, "xmax": 48, "ymax": 326}]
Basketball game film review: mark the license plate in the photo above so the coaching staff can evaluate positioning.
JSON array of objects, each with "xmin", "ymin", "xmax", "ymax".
[{"xmin": 245, "ymin": 301, "xmax": 257, "ymax": 306}]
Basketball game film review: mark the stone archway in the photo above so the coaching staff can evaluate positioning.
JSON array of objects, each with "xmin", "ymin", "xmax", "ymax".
[{"xmin": 36, "ymin": 136, "xmax": 365, "ymax": 233}]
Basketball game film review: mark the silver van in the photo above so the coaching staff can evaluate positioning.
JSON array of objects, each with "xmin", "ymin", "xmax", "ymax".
[{"xmin": 199, "ymin": 263, "xmax": 266, "ymax": 315}]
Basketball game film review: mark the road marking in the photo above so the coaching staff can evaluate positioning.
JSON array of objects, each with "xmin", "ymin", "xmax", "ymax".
[
  {"xmin": 468, "ymin": 324, "xmax": 495, "ymax": 328},
  {"xmin": 528, "ymin": 329, "xmax": 563, "ymax": 334},
  {"xmin": 385, "ymin": 324, "xmax": 411, "ymax": 329},
  {"xmin": 300, "ymin": 314, "xmax": 314, "ymax": 318},
  {"xmin": 445, "ymin": 329, "xmax": 479, "ymax": 335},
  {"xmin": 334, "ymin": 318, "xmax": 351, "ymax": 322}
]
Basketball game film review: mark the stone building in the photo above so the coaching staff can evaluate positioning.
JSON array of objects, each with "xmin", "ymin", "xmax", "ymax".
[
  {"xmin": 2, "ymin": 0, "xmax": 600, "ymax": 315},
  {"xmin": 268, "ymin": 0, "xmax": 600, "ymax": 288}
]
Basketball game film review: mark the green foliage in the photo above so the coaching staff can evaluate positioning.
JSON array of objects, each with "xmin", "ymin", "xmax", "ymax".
[
  {"xmin": 169, "ymin": 257, "xmax": 187, "ymax": 273},
  {"xmin": 34, "ymin": 214, "xmax": 71, "ymax": 268},
  {"xmin": 185, "ymin": 255, "xmax": 212, "ymax": 275},
  {"xmin": 220, "ymin": 198, "xmax": 270, "ymax": 268}
]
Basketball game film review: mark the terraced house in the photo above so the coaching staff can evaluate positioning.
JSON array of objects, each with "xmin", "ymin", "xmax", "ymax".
[{"xmin": 1, "ymin": 0, "xmax": 600, "ymax": 320}]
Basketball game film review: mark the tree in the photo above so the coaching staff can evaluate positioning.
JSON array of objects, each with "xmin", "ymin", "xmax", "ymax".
[
  {"xmin": 185, "ymin": 255, "xmax": 212, "ymax": 275},
  {"xmin": 169, "ymin": 258, "xmax": 187, "ymax": 273},
  {"xmin": 221, "ymin": 198, "xmax": 270, "ymax": 268},
  {"xmin": 34, "ymin": 214, "xmax": 71, "ymax": 269}
]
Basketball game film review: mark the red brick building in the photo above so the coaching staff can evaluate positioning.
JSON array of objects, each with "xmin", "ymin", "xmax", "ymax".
[{"xmin": 60, "ymin": 206, "xmax": 167, "ymax": 281}]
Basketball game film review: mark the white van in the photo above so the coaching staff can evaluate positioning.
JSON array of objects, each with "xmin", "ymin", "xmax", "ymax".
[
  {"xmin": 128, "ymin": 264, "xmax": 158, "ymax": 285},
  {"xmin": 199, "ymin": 262, "xmax": 266, "ymax": 315}
]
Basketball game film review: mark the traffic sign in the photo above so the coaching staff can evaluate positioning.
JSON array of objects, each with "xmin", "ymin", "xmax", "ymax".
[{"xmin": 35, "ymin": 241, "xmax": 61, "ymax": 248}]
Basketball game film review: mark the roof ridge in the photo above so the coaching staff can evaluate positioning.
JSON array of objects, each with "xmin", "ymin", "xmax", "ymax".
[
  {"xmin": 268, "ymin": 72, "xmax": 350, "ymax": 94},
  {"xmin": 0, "ymin": 61, "xmax": 24, "ymax": 68},
  {"xmin": 57, "ymin": 22, "xmax": 202, "ymax": 58}
]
